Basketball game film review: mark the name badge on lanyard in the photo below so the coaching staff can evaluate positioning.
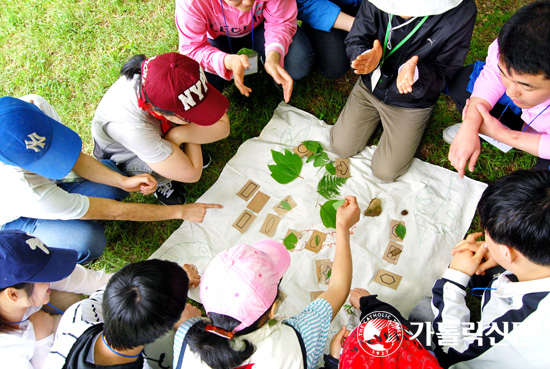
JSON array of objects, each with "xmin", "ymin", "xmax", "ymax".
[
  {"xmin": 221, "ymin": 1, "xmax": 257, "ymax": 75},
  {"xmin": 372, "ymin": 14, "xmax": 429, "ymax": 90},
  {"xmin": 242, "ymin": 50, "xmax": 259, "ymax": 75}
]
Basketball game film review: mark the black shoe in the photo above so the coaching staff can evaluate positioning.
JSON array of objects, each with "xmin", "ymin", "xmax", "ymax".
[
  {"xmin": 154, "ymin": 181, "xmax": 187, "ymax": 205},
  {"xmin": 202, "ymin": 150, "xmax": 212, "ymax": 169}
]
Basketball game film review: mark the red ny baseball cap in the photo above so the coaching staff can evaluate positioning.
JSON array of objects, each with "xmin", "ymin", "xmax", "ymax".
[{"xmin": 140, "ymin": 53, "xmax": 229, "ymax": 126}]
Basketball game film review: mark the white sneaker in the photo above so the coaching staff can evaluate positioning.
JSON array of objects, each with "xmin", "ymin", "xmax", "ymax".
[{"xmin": 442, "ymin": 123, "xmax": 461, "ymax": 145}]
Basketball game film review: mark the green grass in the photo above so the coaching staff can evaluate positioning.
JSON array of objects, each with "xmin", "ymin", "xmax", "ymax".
[{"xmin": 0, "ymin": 0, "xmax": 535, "ymax": 274}]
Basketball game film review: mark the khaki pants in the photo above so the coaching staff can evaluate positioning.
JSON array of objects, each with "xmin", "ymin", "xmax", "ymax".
[{"xmin": 330, "ymin": 79, "xmax": 433, "ymax": 181}]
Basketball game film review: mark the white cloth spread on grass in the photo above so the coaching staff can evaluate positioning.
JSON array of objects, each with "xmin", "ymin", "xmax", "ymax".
[{"xmin": 150, "ymin": 102, "xmax": 487, "ymax": 344}]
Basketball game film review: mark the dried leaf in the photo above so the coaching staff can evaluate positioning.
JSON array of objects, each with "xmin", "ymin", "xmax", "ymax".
[{"xmin": 364, "ymin": 198, "xmax": 382, "ymax": 217}]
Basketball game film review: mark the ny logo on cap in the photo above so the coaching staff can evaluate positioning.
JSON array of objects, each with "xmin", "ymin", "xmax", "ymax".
[
  {"xmin": 25, "ymin": 132, "xmax": 46, "ymax": 152},
  {"xmin": 178, "ymin": 67, "xmax": 209, "ymax": 111},
  {"xmin": 25, "ymin": 236, "xmax": 50, "ymax": 254}
]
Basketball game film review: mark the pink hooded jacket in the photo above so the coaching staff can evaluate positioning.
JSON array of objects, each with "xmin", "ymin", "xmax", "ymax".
[{"xmin": 176, "ymin": 0, "xmax": 297, "ymax": 81}]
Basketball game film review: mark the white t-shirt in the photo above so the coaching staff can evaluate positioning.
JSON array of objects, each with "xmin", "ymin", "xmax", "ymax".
[
  {"xmin": 91, "ymin": 75, "xmax": 173, "ymax": 165},
  {"xmin": 0, "ymin": 267, "xmax": 111, "ymax": 369},
  {"xmin": 0, "ymin": 96, "xmax": 89, "ymax": 226}
]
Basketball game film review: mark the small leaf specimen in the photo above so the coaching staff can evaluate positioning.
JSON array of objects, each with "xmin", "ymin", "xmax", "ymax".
[
  {"xmin": 283, "ymin": 232, "xmax": 298, "ymax": 250},
  {"xmin": 280, "ymin": 200, "xmax": 291, "ymax": 210},
  {"xmin": 302, "ymin": 140, "xmax": 322, "ymax": 154},
  {"xmin": 268, "ymin": 149, "xmax": 303, "ymax": 184},
  {"xmin": 325, "ymin": 162, "xmax": 336, "ymax": 175},
  {"xmin": 344, "ymin": 304, "xmax": 357, "ymax": 317},
  {"xmin": 332, "ymin": 199, "xmax": 345, "ymax": 210},
  {"xmin": 364, "ymin": 198, "xmax": 382, "ymax": 217},
  {"xmin": 313, "ymin": 152, "xmax": 331, "ymax": 168},
  {"xmin": 395, "ymin": 223, "xmax": 406, "ymax": 240},
  {"xmin": 317, "ymin": 174, "xmax": 348, "ymax": 200},
  {"xmin": 320, "ymin": 199, "xmax": 342, "ymax": 229}
]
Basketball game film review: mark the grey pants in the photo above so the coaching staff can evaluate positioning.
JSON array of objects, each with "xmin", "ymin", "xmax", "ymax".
[
  {"xmin": 330, "ymin": 78, "xmax": 434, "ymax": 181},
  {"xmin": 119, "ymin": 156, "xmax": 171, "ymax": 188}
]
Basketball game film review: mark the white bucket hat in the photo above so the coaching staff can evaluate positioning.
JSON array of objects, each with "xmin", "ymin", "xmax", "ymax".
[{"xmin": 368, "ymin": 0, "xmax": 463, "ymax": 16}]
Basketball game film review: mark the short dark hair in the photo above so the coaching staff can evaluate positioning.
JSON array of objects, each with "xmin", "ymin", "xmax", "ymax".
[
  {"xmin": 102, "ymin": 259, "xmax": 189, "ymax": 350},
  {"xmin": 478, "ymin": 169, "xmax": 550, "ymax": 265},
  {"xmin": 498, "ymin": 1, "xmax": 550, "ymax": 79}
]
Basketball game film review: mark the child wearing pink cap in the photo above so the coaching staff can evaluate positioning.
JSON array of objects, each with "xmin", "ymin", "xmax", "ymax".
[{"xmin": 173, "ymin": 196, "xmax": 360, "ymax": 369}]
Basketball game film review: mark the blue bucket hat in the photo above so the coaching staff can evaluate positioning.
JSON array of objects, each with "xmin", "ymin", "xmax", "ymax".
[
  {"xmin": 0, "ymin": 96, "xmax": 82, "ymax": 179},
  {"xmin": 0, "ymin": 230, "xmax": 78, "ymax": 289}
]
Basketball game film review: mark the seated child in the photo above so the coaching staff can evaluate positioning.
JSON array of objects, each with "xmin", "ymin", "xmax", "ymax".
[
  {"xmin": 448, "ymin": 1, "xmax": 550, "ymax": 178},
  {"xmin": 44, "ymin": 260, "xmax": 201, "ymax": 369},
  {"xmin": 172, "ymin": 196, "xmax": 360, "ymax": 369},
  {"xmin": 0, "ymin": 230, "xmax": 109, "ymax": 369},
  {"xmin": 92, "ymin": 52, "xmax": 230, "ymax": 205},
  {"xmin": 330, "ymin": 0, "xmax": 476, "ymax": 182},
  {"xmin": 321, "ymin": 288, "xmax": 441, "ymax": 368},
  {"xmin": 432, "ymin": 169, "xmax": 550, "ymax": 368}
]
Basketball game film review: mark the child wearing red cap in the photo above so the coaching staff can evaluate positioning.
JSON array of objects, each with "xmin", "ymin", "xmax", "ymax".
[
  {"xmin": 173, "ymin": 196, "xmax": 360, "ymax": 369},
  {"xmin": 92, "ymin": 52, "xmax": 230, "ymax": 205}
]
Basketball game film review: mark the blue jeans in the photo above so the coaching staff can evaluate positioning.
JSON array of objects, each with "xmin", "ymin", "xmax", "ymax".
[
  {"xmin": 119, "ymin": 156, "xmax": 171, "ymax": 187},
  {"xmin": 1, "ymin": 160, "xmax": 128, "ymax": 264},
  {"xmin": 206, "ymin": 23, "xmax": 314, "ymax": 91}
]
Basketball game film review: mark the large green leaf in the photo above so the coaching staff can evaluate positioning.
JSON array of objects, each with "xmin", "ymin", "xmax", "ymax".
[
  {"xmin": 320, "ymin": 199, "xmax": 341, "ymax": 229},
  {"xmin": 268, "ymin": 149, "xmax": 303, "ymax": 184}
]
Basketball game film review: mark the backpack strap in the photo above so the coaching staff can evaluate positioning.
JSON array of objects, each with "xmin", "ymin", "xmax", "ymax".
[
  {"xmin": 174, "ymin": 323, "xmax": 197, "ymax": 369},
  {"xmin": 284, "ymin": 322, "xmax": 307, "ymax": 368}
]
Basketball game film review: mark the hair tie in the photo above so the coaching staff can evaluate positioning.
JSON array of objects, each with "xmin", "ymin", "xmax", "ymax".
[{"xmin": 205, "ymin": 324, "xmax": 234, "ymax": 339}]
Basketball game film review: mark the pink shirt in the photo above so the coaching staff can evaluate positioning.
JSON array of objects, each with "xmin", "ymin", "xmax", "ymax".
[
  {"xmin": 472, "ymin": 40, "xmax": 550, "ymax": 159},
  {"xmin": 176, "ymin": 0, "xmax": 297, "ymax": 81}
]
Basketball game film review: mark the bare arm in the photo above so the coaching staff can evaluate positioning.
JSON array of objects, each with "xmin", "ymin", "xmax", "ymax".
[
  {"xmin": 333, "ymin": 12, "xmax": 354, "ymax": 32},
  {"xmin": 81, "ymin": 197, "xmax": 222, "ymax": 222},
  {"xmin": 448, "ymin": 97, "xmax": 492, "ymax": 178},
  {"xmin": 318, "ymin": 196, "xmax": 360, "ymax": 320},
  {"xmin": 72, "ymin": 153, "xmax": 156, "ymax": 194},
  {"xmin": 147, "ymin": 142, "xmax": 203, "ymax": 183},
  {"xmin": 264, "ymin": 51, "xmax": 293, "ymax": 103},
  {"xmin": 163, "ymin": 113, "xmax": 230, "ymax": 147}
]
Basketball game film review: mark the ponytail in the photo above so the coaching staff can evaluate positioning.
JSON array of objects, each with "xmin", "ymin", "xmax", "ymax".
[
  {"xmin": 0, "ymin": 283, "xmax": 34, "ymax": 333},
  {"xmin": 120, "ymin": 54, "xmax": 147, "ymax": 80},
  {"xmin": 186, "ymin": 313, "xmax": 256, "ymax": 369}
]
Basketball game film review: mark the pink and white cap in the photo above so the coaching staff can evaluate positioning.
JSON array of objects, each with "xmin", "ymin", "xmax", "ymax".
[{"xmin": 200, "ymin": 239, "xmax": 291, "ymax": 333}]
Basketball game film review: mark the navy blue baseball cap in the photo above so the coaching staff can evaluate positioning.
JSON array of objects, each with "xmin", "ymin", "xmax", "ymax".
[
  {"xmin": 0, "ymin": 96, "xmax": 82, "ymax": 179},
  {"xmin": 0, "ymin": 230, "xmax": 78, "ymax": 289}
]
